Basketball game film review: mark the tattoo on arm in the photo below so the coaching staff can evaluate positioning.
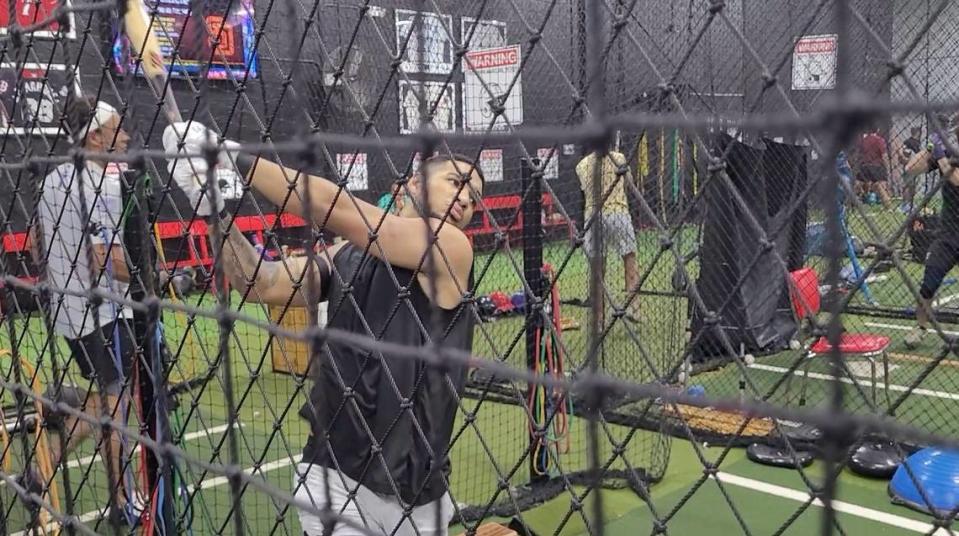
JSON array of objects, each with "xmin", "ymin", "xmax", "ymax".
[
  {"xmin": 223, "ymin": 229, "xmax": 279, "ymax": 294},
  {"xmin": 218, "ymin": 220, "xmax": 323, "ymax": 305}
]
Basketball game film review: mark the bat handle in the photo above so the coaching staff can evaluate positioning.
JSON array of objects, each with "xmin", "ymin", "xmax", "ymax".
[
  {"xmin": 161, "ymin": 88, "xmax": 182, "ymax": 124},
  {"xmin": 148, "ymin": 74, "xmax": 182, "ymax": 124},
  {"xmin": 164, "ymin": 99, "xmax": 182, "ymax": 124}
]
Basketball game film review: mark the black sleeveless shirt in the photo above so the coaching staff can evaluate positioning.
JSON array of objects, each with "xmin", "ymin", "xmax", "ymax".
[
  {"xmin": 941, "ymin": 181, "xmax": 959, "ymax": 244},
  {"xmin": 299, "ymin": 243, "xmax": 474, "ymax": 506}
]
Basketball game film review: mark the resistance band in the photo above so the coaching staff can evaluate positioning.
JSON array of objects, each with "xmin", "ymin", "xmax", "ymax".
[
  {"xmin": 672, "ymin": 129, "xmax": 681, "ymax": 203},
  {"xmin": 0, "ymin": 351, "xmax": 11, "ymax": 476},
  {"xmin": 100, "ymin": 228, "xmax": 144, "ymax": 527},
  {"xmin": 102, "ymin": 172, "xmax": 174, "ymax": 531},
  {"xmin": 658, "ymin": 129, "xmax": 666, "ymax": 220},
  {"xmin": 152, "ymin": 222, "xmax": 202, "ymax": 535},
  {"xmin": 528, "ymin": 267, "xmax": 571, "ymax": 477}
]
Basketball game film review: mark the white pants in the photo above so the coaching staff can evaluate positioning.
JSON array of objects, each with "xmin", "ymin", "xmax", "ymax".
[{"xmin": 293, "ymin": 463, "xmax": 454, "ymax": 536}]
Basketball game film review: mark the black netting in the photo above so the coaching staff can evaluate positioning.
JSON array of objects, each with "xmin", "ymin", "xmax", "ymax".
[{"xmin": 2, "ymin": 0, "xmax": 959, "ymax": 535}]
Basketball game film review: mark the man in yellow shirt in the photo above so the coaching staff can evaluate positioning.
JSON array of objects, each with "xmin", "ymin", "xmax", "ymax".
[{"xmin": 576, "ymin": 151, "xmax": 640, "ymax": 321}]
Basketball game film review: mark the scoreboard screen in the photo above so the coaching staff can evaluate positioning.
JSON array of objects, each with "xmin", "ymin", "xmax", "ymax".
[{"xmin": 113, "ymin": 0, "xmax": 258, "ymax": 80}]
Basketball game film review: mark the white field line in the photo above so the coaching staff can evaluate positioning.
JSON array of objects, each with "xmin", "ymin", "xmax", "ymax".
[
  {"xmin": 65, "ymin": 423, "xmax": 243, "ymax": 472},
  {"xmin": 714, "ymin": 472, "xmax": 949, "ymax": 535},
  {"xmin": 10, "ymin": 441, "xmax": 297, "ymax": 536},
  {"xmin": 933, "ymin": 293, "xmax": 959, "ymax": 308},
  {"xmin": 2, "ymin": 423, "xmax": 242, "ymax": 488},
  {"xmin": 186, "ymin": 454, "xmax": 300, "ymax": 492},
  {"xmin": 748, "ymin": 363, "xmax": 959, "ymax": 401},
  {"xmin": 864, "ymin": 322, "xmax": 959, "ymax": 337}
]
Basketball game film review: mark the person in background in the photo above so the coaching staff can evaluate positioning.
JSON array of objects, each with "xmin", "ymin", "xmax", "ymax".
[
  {"xmin": 902, "ymin": 115, "xmax": 959, "ymax": 348},
  {"xmin": 377, "ymin": 181, "xmax": 403, "ymax": 214},
  {"xmin": 856, "ymin": 124, "xmax": 893, "ymax": 209},
  {"xmin": 576, "ymin": 150, "xmax": 640, "ymax": 322},
  {"xmin": 30, "ymin": 96, "xmax": 140, "ymax": 528}
]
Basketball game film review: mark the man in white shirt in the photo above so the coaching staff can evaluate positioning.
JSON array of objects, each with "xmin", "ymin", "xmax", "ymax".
[{"xmin": 29, "ymin": 96, "xmax": 138, "ymax": 527}]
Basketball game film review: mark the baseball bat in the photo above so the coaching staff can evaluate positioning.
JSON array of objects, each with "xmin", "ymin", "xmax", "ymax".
[{"xmin": 123, "ymin": 0, "xmax": 183, "ymax": 124}]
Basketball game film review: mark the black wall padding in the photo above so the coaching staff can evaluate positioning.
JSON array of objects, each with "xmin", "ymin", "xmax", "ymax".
[
  {"xmin": 690, "ymin": 134, "xmax": 807, "ymax": 361},
  {"xmin": 762, "ymin": 139, "xmax": 808, "ymax": 272}
]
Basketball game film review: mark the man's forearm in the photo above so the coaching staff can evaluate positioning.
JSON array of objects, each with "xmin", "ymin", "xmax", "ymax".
[
  {"xmin": 242, "ymin": 157, "xmax": 380, "ymax": 244},
  {"xmin": 109, "ymin": 259, "xmax": 130, "ymax": 283},
  {"xmin": 94, "ymin": 245, "xmax": 130, "ymax": 283},
  {"xmin": 241, "ymin": 157, "xmax": 335, "ymax": 223},
  {"xmin": 28, "ymin": 225, "xmax": 42, "ymax": 268},
  {"xmin": 936, "ymin": 157, "xmax": 959, "ymax": 187},
  {"xmin": 232, "ymin": 150, "xmax": 467, "ymax": 286},
  {"xmin": 221, "ymin": 226, "xmax": 282, "ymax": 295}
]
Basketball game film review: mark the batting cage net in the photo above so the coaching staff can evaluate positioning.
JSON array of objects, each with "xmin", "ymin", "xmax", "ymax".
[{"xmin": 1, "ymin": 0, "xmax": 959, "ymax": 534}]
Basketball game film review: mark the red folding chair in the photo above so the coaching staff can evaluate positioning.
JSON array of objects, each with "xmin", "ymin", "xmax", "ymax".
[{"xmin": 788, "ymin": 267, "xmax": 891, "ymax": 408}]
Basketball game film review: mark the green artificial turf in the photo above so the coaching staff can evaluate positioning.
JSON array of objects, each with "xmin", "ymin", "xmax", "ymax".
[{"xmin": 0, "ymin": 207, "xmax": 956, "ymax": 534}]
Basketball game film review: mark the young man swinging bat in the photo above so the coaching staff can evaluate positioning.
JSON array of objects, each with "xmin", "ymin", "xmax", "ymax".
[
  {"xmin": 161, "ymin": 121, "xmax": 484, "ymax": 536},
  {"xmin": 901, "ymin": 114, "xmax": 959, "ymax": 349}
]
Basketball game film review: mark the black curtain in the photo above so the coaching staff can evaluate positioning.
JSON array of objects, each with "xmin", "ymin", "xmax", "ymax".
[
  {"xmin": 762, "ymin": 138, "xmax": 808, "ymax": 272},
  {"xmin": 690, "ymin": 134, "xmax": 806, "ymax": 361}
]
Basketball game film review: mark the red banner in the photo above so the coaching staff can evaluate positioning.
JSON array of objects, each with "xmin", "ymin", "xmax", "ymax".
[{"xmin": 794, "ymin": 36, "xmax": 837, "ymax": 55}]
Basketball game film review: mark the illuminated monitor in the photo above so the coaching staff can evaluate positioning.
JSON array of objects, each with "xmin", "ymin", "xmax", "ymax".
[{"xmin": 114, "ymin": 0, "xmax": 258, "ymax": 80}]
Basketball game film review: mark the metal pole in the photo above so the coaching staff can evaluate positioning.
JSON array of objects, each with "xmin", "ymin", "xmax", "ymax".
[
  {"xmin": 522, "ymin": 157, "xmax": 545, "ymax": 484},
  {"xmin": 585, "ymin": 0, "xmax": 608, "ymax": 534}
]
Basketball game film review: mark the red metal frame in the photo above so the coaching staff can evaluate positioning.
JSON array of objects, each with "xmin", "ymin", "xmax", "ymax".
[
  {"xmin": 0, "ymin": 194, "xmax": 570, "ymax": 275},
  {"xmin": 0, "ymin": 213, "xmax": 312, "ymax": 275},
  {"xmin": 465, "ymin": 193, "xmax": 572, "ymax": 244},
  {"xmin": 153, "ymin": 213, "xmax": 312, "ymax": 269}
]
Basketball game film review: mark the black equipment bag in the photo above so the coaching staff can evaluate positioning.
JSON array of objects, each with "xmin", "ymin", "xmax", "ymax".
[{"xmin": 909, "ymin": 214, "xmax": 940, "ymax": 262}]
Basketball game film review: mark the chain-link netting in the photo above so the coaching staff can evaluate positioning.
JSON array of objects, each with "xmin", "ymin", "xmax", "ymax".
[{"xmin": 3, "ymin": 0, "xmax": 959, "ymax": 534}]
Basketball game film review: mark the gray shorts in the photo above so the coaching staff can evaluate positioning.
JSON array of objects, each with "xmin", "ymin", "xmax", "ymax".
[
  {"xmin": 293, "ymin": 463, "xmax": 454, "ymax": 536},
  {"xmin": 583, "ymin": 211, "xmax": 637, "ymax": 258}
]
